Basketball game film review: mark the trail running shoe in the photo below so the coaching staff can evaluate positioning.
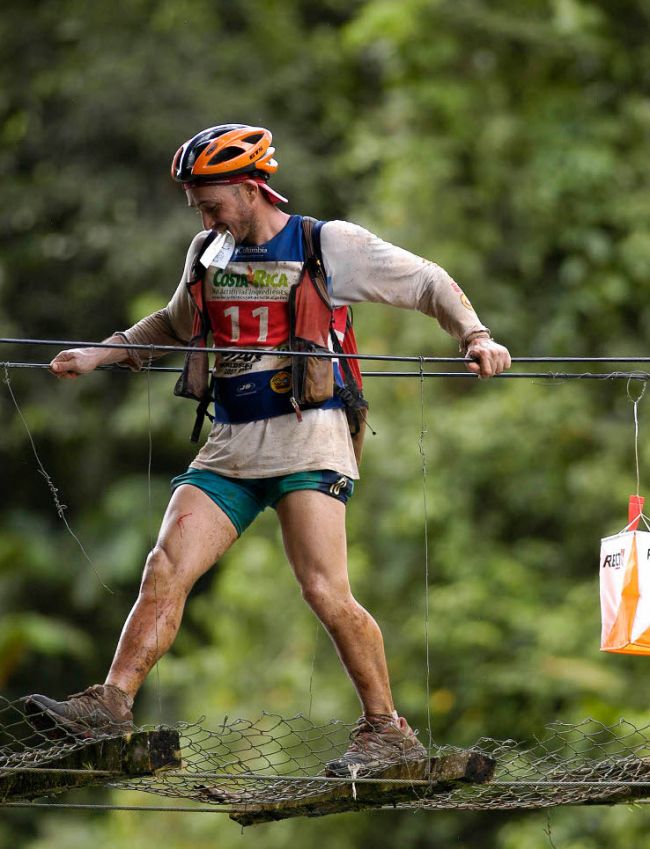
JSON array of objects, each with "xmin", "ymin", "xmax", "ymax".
[
  {"xmin": 24, "ymin": 684, "xmax": 134, "ymax": 740},
  {"xmin": 325, "ymin": 713, "xmax": 428, "ymax": 778}
]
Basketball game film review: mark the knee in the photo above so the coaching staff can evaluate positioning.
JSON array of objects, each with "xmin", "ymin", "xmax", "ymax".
[
  {"xmin": 300, "ymin": 575, "xmax": 355, "ymax": 620},
  {"xmin": 140, "ymin": 544, "xmax": 181, "ymax": 597}
]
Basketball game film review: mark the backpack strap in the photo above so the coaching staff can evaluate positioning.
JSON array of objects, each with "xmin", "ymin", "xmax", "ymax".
[
  {"xmin": 301, "ymin": 215, "xmax": 322, "ymax": 252},
  {"xmin": 300, "ymin": 216, "xmax": 328, "ymax": 295},
  {"xmin": 301, "ymin": 217, "xmax": 368, "ymax": 459},
  {"xmin": 174, "ymin": 230, "xmax": 220, "ymax": 442},
  {"xmin": 288, "ymin": 218, "xmax": 335, "ymax": 411}
]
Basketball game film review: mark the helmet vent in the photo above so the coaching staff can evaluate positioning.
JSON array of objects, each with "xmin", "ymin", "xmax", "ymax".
[{"xmin": 209, "ymin": 146, "xmax": 246, "ymax": 165}]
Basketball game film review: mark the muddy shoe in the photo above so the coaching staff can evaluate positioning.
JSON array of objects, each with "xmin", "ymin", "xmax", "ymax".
[
  {"xmin": 25, "ymin": 684, "xmax": 134, "ymax": 740},
  {"xmin": 325, "ymin": 713, "xmax": 428, "ymax": 778}
]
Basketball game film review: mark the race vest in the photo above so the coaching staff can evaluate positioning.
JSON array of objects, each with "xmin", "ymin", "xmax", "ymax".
[{"xmin": 205, "ymin": 215, "xmax": 350, "ymax": 424}]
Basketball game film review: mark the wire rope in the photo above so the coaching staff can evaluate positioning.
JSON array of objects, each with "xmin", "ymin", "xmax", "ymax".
[
  {"xmin": 2, "ymin": 362, "xmax": 650, "ymax": 381},
  {"xmin": 3, "ymin": 336, "xmax": 650, "ymax": 365}
]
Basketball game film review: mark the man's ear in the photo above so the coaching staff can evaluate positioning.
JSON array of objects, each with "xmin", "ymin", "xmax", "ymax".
[{"xmin": 243, "ymin": 181, "xmax": 260, "ymax": 203}]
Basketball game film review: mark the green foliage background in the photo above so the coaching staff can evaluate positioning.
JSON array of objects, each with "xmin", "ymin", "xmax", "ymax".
[{"xmin": 1, "ymin": 0, "xmax": 650, "ymax": 846}]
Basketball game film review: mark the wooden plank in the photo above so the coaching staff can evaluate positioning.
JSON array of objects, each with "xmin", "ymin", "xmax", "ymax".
[
  {"xmin": 555, "ymin": 757, "xmax": 650, "ymax": 806},
  {"xmin": 0, "ymin": 729, "xmax": 181, "ymax": 802},
  {"xmin": 227, "ymin": 751, "xmax": 496, "ymax": 826}
]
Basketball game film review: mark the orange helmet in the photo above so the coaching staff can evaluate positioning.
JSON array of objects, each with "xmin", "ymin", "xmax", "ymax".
[{"xmin": 171, "ymin": 124, "xmax": 279, "ymax": 183}]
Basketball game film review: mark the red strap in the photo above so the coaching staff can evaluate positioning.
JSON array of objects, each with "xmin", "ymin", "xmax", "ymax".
[
  {"xmin": 190, "ymin": 276, "xmax": 206, "ymax": 343},
  {"xmin": 341, "ymin": 320, "xmax": 362, "ymax": 388}
]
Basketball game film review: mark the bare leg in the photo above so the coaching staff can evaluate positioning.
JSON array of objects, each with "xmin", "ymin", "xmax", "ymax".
[
  {"xmin": 105, "ymin": 484, "xmax": 238, "ymax": 700},
  {"xmin": 276, "ymin": 490, "xmax": 394, "ymax": 717}
]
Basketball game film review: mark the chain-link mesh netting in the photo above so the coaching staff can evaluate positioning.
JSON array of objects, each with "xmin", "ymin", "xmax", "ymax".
[{"xmin": 3, "ymin": 694, "xmax": 650, "ymax": 821}]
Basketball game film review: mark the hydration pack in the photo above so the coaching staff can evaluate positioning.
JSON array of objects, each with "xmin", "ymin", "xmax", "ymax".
[{"xmin": 174, "ymin": 217, "xmax": 368, "ymax": 463}]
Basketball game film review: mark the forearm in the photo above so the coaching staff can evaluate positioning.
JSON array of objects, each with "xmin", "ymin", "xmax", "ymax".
[
  {"xmin": 116, "ymin": 308, "xmax": 191, "ymax": 371},
  {"xmin": 49, "ymin": 334, "xmax": 131, "ymax": 379},
  {"xmin": 413, "ymin": 263, "xmax": 489, "ymax": 348},
  {"xmin": 88, "ymin": 334, "xmax": 132, "ymax": 367}
]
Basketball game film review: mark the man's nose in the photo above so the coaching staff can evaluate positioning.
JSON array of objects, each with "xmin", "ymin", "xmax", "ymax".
[{"xmin": 201, "ymin": 210, "xmax": 217, "ymax": 230}]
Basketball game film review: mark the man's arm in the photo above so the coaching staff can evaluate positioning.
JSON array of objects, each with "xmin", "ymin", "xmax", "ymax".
[
  {"xmin": 50, "ymin": 336, "xmax": 131, "ymax": 379},
  {"xmin": 462, "ymin": 331, "xmax": 511, "ymax": 379},
  {"xmin": 49, "ymin": 232, "xmax": 206, "ymax": 380},
  {"xmin": 322, "ymin": 221, "xmax": 511, "ymax": 378}
]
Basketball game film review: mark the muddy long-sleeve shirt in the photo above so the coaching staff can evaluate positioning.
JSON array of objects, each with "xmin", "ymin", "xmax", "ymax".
[{"xmin": 117, "ymin": 219, "xmax": 489, "ymax": 479}]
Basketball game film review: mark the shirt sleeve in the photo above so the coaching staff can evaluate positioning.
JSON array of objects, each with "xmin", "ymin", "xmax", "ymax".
[
  {"xmin": 321, "ymin": 220, "xmax": 490, "ymax": 348},
  {"xmin": 115, "ymin": 231, "xmax": 207, "ymax": 370}
]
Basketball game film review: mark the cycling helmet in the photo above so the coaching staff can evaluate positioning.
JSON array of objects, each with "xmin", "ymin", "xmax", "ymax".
[{"xmin": 171, "ymin": 124, "xmax": 287, "ymax": 204}]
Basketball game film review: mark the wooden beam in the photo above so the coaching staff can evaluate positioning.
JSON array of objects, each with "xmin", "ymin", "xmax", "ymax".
[
  {"xmin": 226, "ymin": 751, "xmax": 496, "ymax": 826},
  {"xmin": 554, "ymin": 757, "xmax": 650, "ymax": 806},
  {"xmin": 0, "ymin": 729, "xmax": 181, "ymax": 802}
]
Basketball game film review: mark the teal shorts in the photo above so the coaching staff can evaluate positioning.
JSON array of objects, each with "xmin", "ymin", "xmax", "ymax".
[{"xmin": 170, "ymin": 468, "xmax": 355, "ymax": 536}]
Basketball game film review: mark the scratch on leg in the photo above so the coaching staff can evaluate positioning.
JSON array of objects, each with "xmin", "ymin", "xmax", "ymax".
[{"xmin": 177, "ymin": 512, "xmax": 192, "ymax": 534}]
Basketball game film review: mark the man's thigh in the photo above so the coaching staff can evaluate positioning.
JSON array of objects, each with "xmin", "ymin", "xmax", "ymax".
[
  {"xmin": 275, "ymin": 490, "xmax": 349, "ymax": 588},
  {"xmin": 155, "ymin": 484, "xmax": 239, "ymax": 584}
]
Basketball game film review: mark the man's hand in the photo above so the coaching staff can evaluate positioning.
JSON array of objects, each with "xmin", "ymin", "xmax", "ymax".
[
  {"xmin": 464, "ymin": 334, "xmax": 511, "ymax": 379},
  {"xmin": 49, "ymin": 348, "xmax": 105, "ymax": 379}
]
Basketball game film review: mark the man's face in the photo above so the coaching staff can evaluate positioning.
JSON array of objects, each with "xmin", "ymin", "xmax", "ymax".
[{"xmin": 186, "ymin": 183, "xmax": 256, "ymax": 244}]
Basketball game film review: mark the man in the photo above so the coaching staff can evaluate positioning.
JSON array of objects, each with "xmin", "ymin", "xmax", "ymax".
[{"xmin": 26, "ymin": 124, "xmax": 510, "ymax": 777}]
